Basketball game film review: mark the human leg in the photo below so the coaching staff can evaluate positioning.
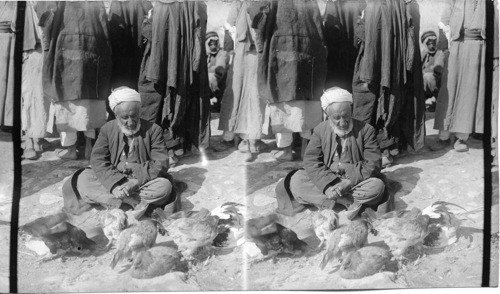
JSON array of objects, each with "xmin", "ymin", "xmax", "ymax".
[
  {"xmin": 272, "ymin": 133, "xmax": 293, "ymax": 161},
  {"xmin": 57, "ymin": 131, "xmax": 78, "ymax": 159},
  {"xmin": 288, "ymin": 169, "xmax": 336, "ymax": 210},
  {"xmin": 76, "ymin": 168, "xmax": 122, "ymax": 209},
  {"xmin": 131, "ymin": 177, "xmax": 174, "ymax": 219},
  {"xmin": 345, "ymin": 177, "xmax": 385, "ymax": 219}
]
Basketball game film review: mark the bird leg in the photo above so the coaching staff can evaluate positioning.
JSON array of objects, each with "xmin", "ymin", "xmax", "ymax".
[{"xmin": 37, "ymin": 250, "xmax": 65, "ymax": 264}]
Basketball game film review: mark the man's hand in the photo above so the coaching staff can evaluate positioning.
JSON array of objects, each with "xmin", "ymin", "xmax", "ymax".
[
  {"xmin": 325, "ymin": 186, "xmax": 341, "ymax": 200},
  {"xmin": 325, "ymin": 179, "xmax": 352, "ymax": 200},
  {"xmin": 112, "ymin": 185, "xmax": 127, "ymax": 199},
  {"xmin": 124, "ymin": 178, "xmax": 140, "ymax": 193}
]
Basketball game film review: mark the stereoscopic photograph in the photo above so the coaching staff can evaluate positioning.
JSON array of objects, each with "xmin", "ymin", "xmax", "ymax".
[{"xmin": 0, "ymin": 0, "xmax": 498, "ymax": 292}]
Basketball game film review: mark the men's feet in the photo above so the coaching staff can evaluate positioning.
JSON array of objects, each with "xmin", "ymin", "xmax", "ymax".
[
  {"xmin": 214, "ymin": 139, "xmax": 235, "ymax": 152},
  {"xmin": 336, "ymin": 197, "xmax": 354, "ymax": 210},
  {"xmin": 345, "ymin": 202, "xmax": 362, "ymax": 220},
  {"xmin": 238, "ymin": 139, "xmax": 249, "ymax": 152},
  {"xmin": 248, "ymin": 140, "xmax": 267, "ymax": 153},
  {"xmin": 454, "ymin": 139, "xmax": 469, "ymax": 152},
  {"xmin": 131, "ymin": 201, "xmax": 149, "ymax": 220},
  {"xmin": 55, "ymin": 146, "xmax": 78, "ymax": 160},
  {"xmin": 271, "ymin": 146, "xmax": 293, "ymax": 161},
  {"xmin": 429, "ymin": 139, "xmax": 451, "ymax": 151},
  {"xmin": 22, "ymin": 148, "xmax": 37, "ymax": 160},
  {"xmin": 34, "ymin": 138, "xmax": 52, "ymax": 151}
]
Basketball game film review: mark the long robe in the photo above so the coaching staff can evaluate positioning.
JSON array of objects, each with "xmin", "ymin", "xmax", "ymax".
[
  {"xmin": 218, "ymin": 1, "xmax": 266, "ymax": 140},
  {"xmin": 250, "ymin": 0, "xmax": 327, "ymax": 104},
  {"xmin": 324, "ymin": 0, "xmax": 365, "ymax": 91},
  {"xmin": 250, "ymin": 0, "xmax": 327, "ymax": 135},
  {"xmin": 0, "ymin": 1, "xmax": 16, "ymax": 127},
  {"xmin": 21, "ymin": 2, "xmax": 50, "ymax": 138},
  {"xmin": 142, "ymin": 0, "xmax": 210, "ymax": 151},
  {"xmin": 352, "ymin": 0, "xmax": 424, "ymax": 152},
  {"xmin": 108, "ymin": 0, "xmax": 152, "ymax": 90},
  {"xmin": 434, "ymin": 0, "xmax": 486, "ymax": 135}
]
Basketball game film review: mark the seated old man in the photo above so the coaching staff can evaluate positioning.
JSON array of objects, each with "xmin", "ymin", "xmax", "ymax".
[
  {"xmin": 76, "ymin": 86, "xmax": 173, "ymax": 219},
  {"xmin": 275, "ymin": 87, "xmax": 389, "ymax": 220}
]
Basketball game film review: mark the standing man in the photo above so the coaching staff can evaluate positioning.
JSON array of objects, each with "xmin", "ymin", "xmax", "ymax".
[
  {"xmin": 206, "ymin": 31, "xmax": 230, "ymax": 113},
  {"xmin": 432, "ymin": 0, "xmax": 486, "ymax": 152},
  {"xmin": 36, "ymin": 1, "xmax": 112, "ymax": 160},
  {"xmin": 421, "ymin": 30, "xmax": 446, "ymax": 112}
]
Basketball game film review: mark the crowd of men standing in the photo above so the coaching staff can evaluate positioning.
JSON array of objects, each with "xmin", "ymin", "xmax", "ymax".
[{"xmin": 0, "ymin": 0, "xmax": 496, "ymax": 168}]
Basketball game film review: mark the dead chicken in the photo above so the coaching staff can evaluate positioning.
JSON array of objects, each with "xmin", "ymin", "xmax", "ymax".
[
  {"xmin": 362, "ymin": 207, "xmax": 430, "ymax": 266},
  {"xmin": 320, "ymin": 219, "xmax": 376, "ymax": 270},
  {"xmin": 339, "ymin": 246, "xmax": 392, "ymax": 279},
  {"xmin": 130, "ymin": 246, "xmax": 188, "ymax": 279},
  {"xmin": 245, "ymin": 214, "xmax": 308, "ymax": 260},
  {"xmin": 210, "ymin": 202, "xmax": 246, "ymax": 247},
  {"xmin": 421, "ymin": 201, "xmax": 470, "ymax": 247},
  {"xmin": 110, "ymin": 219, "xmax": 165, "ymax": 269},
  {"xmin": 153, "ymin": 208, "xmax": 220, "ymax": 260},
  {"xmin": 312, "ymin": 209, "xmax": 339, "ymax": 250},
  {"xmin": 100, "ymin": 209, "xmax": 128, "ymax": 249},
  {"xmin": 20, "ymin": 213, "xmax": 96, "ymax": 262}
]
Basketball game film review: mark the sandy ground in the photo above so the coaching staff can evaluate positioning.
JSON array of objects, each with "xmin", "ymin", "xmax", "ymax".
[
  {"xmin": 0, "ymin": 0, "xmax": 498, "ymax": 292},
  {"xmin": 7, "ymin": 111, "xmax": 498, "ymax": 292}
]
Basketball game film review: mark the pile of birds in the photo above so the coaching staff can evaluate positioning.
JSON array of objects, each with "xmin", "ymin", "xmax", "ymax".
[
  {"xmin": 19, "ymin": 202, "xmax": 249, "ymax": 279},
  {"xmin": 313, "ymin": 201, "xmax": 471, "ymax": 280},
  {"xmin": 18, "ymin": 199, "xmax": 473, "ymax": 282}
]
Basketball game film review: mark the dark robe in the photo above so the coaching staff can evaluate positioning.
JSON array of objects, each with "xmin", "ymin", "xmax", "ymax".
[
  {"xmin": 35, "ymin": 1, "xmax": 112, "ymax": 103},
  {"xmin": 108, "ymin": 0, "xmax": 152, "ymax": 90},
  {"xmin": 324, "ymin": 0, "xmax": 365, "ymax": 91},
  {"xmin": 249, "ymin": 0, "xmax": 327, "ymax": 104},
  {"xmin": 140, "ymin": 0, "xmax": 210, "ymax": 151},
  {"xmin": 352, "ymin": 0, "xmax": 424, "ymax": 152}
]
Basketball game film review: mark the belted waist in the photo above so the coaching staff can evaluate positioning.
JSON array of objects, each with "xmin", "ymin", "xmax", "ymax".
[{"xmin": 462, "ymin": 29, "xmax": 484, "ymax": 41}]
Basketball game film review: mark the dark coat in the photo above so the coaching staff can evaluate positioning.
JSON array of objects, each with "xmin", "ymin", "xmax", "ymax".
[
  {"xmin": 351, "ymin": 0, "xmax": 425, "ymax": 152},
  {"xmin": 324, "ymin": 0, "xmax": 365, "ymax": 91},
  {"xmin": 108, "ymin": 0, "xmax": 152, "ymax": 90},
  {"xmin": 249, "ymin": 0, "xmax": 327, "ymax": 103},
  {"xmin": 90, "ymin": 119, "xmax": 169, "ymax": 193},
  {"xmin": 142, "ymin": 0, "xmax": 210, "ymax": 150},
  {"xmin": 35, "ymin": 1, "xmax": 111, "ymax": 102},
  {"xmin": 303, "ymin": 119, "xmax": 382, "ymax": 193}
]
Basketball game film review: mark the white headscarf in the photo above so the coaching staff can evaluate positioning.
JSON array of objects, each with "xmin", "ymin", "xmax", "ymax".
[
  {"xmin": 320, "ymin": 87, "xmax": 353, "ymax": 111},
  {"xmin": 108, "ymin": 86, "xmax": 141, "ymax": 111}
]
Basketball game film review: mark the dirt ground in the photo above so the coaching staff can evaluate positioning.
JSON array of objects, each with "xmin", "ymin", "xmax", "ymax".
[
  {"xmin": 0, "ymin": 0, "xmax": 498, "ymax": 292},
  {"xmin": 4, "ymin": 110, "xmax": 496, "ymax": 292}
]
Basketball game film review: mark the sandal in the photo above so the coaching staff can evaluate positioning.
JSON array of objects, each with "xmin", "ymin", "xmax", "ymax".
[{"xmin": 55, "ymin": 147, "xmax": 78, "ymax": 160}]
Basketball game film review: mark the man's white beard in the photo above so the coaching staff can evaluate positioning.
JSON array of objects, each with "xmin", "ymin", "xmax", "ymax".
[
  {"xmin": 329, "ymin": 119, "xmax": 353, "ymax": 138},
  {"xmin": 117, "ymin": 120, "xmax": 141, "ymax": 137}
]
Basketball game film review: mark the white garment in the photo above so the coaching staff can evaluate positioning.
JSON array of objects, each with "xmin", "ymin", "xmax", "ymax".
[
  {"xmin": 60, "ymin": 130, "xmax": 96, "ymax": 147},
  {"xmin": 438, "ymin": 130, "xmax": 469, "ymax": 141},
  {"xmin": 275, "ymin": 131, "xmax": 312, "ymax": 148}
]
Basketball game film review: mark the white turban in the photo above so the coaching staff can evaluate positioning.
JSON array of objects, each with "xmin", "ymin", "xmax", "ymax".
[
  {"xmin": 108, "ymin": 86, "xmax": 141, "ymax": 111},
  {"xmin": 320, "ymin": 87, "xmax": 353, "ymax": 111}
]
